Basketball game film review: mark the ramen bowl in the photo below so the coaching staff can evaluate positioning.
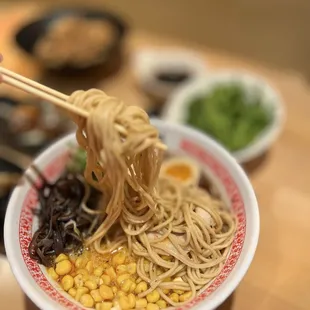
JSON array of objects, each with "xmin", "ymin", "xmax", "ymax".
[{"xmin": 4, "ymin": 119, "xmax": 259, "ymax": 310}]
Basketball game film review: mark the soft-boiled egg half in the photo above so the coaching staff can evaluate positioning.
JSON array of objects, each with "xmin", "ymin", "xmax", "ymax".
[{"xmin": 160, "ymin": 157, "xmax": 200, "ymax": 186}]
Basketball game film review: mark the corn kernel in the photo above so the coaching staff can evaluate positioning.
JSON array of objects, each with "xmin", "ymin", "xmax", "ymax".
[
  {"xmin": 90, "ymin": 289, "xmax": 103, "ymax": 302},
  {"xmin": 116, "ymin": 264, "xmax": 128, "ymax": 274},
  {"xmin": 94, "ymin": 266, "xmax": 104, "ymax": 277},
  {"xmin": 80, "ymin": 293, "xmax": 94, "ymax": 308},
  {"xmin": 170, "ymin": 293, "xmax": 179, "ymax": 303},
  {"xmin": 156, "ymin": 300, "xmax": 167, "ymax": 309},
  {"xmin": 112, "ymin": 251, "xmax": 126, "ymax": 266},
  {"xmin": 146, "ymin": 290, "xmax": 160, "ymax": 303},
  {"xmin": 119, "ymin": 296, "xmax": 130, "ymax": 309},
  {"xmin": 113, "ymin": 300, "xmax": 119, "ymax": 307},
  {"xmin": 162, "ymin": 255, "xmax": 171, "ymax": 261},
  {"xmin": 129, "ymin": 282, "xmax": 136, "ymax": 293},
  {"xmin": 86, "ymin": 261, "xmax": 94, "ymax": 273},
  {"xmin": 135, "ymin": 281, "xmax": 148, "ymax": 294},
  {"xmin": 174, "ymin": 289, "xmax": 184, "ymax": 295},
  {"xmin": 127, "ymin": 263, "xmax": 137, "ymax": 275},
  {"xmin": 61, "ymin": 275, "xmax": 74, "ymax": 291},
  {"xmin": 136, "ymin": 277, "xmax": 142, "ymax": 284},
  {"xmin": 128, "ymin": 293, "xmax": 136, "ymax": 308},
  {"xmin": 89, "ymin": 275, "xmax": 100, "ymax": 285},
  {"xmin": 68, "ymin": 288, "xmax": 77, "ymax": 297},
  {"xmin": 96, "ymin": 302, "xmax": 113, "ymax": 310},
  {"xmin": 55, "ymin": 253, "xmax": 68, "ymax": 263},
  {"xmin": 121, "ymin": 278, "xmax": 133, "ymax": 293},
  {"xmin": 102, "ymin": 302, "xmax": 113, "ymax": 310},
  {"xmin": 101, "ymin": 274, "xmax": 111, "ymax": 285},
  {"xmin": 162, "ymin": 289, "xmax": 170, "ymax": 295},
  {"xmin": 116, "ymin": 291, "xmax": 126, "ymax": 298},
  {"xmin": 74, "ymin": 274, "xmax": 84, "ymax": 288},
  {"xmin": 85, "ymin": 280, "xmax": 98, "ymax": 290},
  {"xmin": 112, "ymin": 286, "xmax": 118, "ymax": 294},
  {"xmin": 105, "ymin": 266, "xmax": 116, "ymax": 279},
  {"xmin": 117, "ymin": 273, "xmax": 131, "ymax": 285},
  {"xmin": 75, "ymin": 287, "xmax": 89, "ymax": 302},
  {"xmin": 75, "ymin": 256, "xmax": 87, "ymax": 269},
  {"xmin": 146, "ymin": 303, "xmax": 159, "ymax": 310},
  {"xmin": 136, "ymin": 298, "xmax": 147, "ymax": 308},
  {"xmin": 55, "ymin": 260, "xmax": 72, "ymax": 276},
  {"xmin": 99, "ymin": 284, "xmax": 114, "ymax": 300},
  {"xmin": 179, "ymin": 291, "xmax": 192, "ymax": 302},
  {"xmin": 47, "ymin": 267, "xmax": 59, "ymax": 281},
  {"xmin": 102, "ymin": 263, "xmax": 110, "ymax": 269},
  {"xmin": 76, "ymin": 268, "xmax": 89, "ymax": 281}
]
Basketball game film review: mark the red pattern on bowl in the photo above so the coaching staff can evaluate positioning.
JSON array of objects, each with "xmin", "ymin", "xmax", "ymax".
[{"xmin": 18, "ymin": 138, "xmax": 246, "ymax": 310}]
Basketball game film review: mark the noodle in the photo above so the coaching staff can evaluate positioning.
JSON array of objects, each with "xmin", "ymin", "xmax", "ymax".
[{"xmin": 67, "ymin": 89, "xmax": 236, "ymax": 307}]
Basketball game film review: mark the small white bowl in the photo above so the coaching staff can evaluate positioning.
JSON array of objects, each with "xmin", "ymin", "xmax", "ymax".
[
  {"xmin": 132, "ymin": 48, "xmax": 207, "ymax": 99},
  {"xmin": 4, "ymin": 119, "xmax": 259, "ymax": 310},
  {"xmin": 162, "ymin": 71, "xmax": 285, "ymax": 163}
]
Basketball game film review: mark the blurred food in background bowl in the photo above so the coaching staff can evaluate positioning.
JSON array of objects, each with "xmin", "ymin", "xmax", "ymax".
[
  {"xmin": 15, "ymin": 8, "xmax": 127, "ymax": 73},
  {"xmin": 132, "ymin": 48, "xmax": 206, "ymax": 101},
  {"xmin": 162, "ymin": 71, "xmax": 285, "ymax": 163},
  {"xmin": 0, "ymin": 96, "xmax": 71, "ymax": 153}
]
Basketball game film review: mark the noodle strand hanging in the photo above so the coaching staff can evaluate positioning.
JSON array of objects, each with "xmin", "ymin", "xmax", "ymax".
[{"xmin": 64, "ymin": 89, "xmax": 236, "ymax": 307}]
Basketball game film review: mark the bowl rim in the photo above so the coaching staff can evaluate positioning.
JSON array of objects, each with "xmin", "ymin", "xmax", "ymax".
[
  {"xmin": 4, "ymin": 119, "xmax": 259, "ymax": 310},
  {"xmin": 162, "ymin": 70, "xmax": 286, "ymax": 163}
]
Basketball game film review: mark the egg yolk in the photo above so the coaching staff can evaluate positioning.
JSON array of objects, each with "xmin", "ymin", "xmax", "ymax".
[{"xmin": 165, "ymin": 164, "xmax": 192, "ymax": 181}]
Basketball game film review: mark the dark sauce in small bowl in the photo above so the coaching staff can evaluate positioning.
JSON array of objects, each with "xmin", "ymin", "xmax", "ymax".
[{"xmin": 155, "ymin": 71, "xmax": 191, "ymax": 84}]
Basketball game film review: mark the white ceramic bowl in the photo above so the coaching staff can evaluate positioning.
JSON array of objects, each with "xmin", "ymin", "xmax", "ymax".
[
  {"xmin": 161, "ymin": 71, "xmax": 285, "ymax": 163},
  {"xmin": 132, "ymin": 48, "xmax": 207, "ymax": 99},
  {"xmin": 4, "ymin": 119, "xmax": 259, "ymax": 310}
]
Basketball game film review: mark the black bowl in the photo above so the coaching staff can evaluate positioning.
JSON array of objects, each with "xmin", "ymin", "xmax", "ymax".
[{"xmin": 15, "ymin": 8, "xmax": 127, "ymax": 74}]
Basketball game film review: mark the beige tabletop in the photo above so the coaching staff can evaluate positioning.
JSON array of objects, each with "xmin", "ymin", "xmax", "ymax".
[{"xmin": 1, "ymin": 4, "xmax": 310, "ymax": 310}]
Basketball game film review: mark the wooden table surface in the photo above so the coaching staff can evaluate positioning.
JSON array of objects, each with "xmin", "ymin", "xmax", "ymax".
[{"xmin": 1, "ymin": 4, "xmax": 310, "ymax": 310}]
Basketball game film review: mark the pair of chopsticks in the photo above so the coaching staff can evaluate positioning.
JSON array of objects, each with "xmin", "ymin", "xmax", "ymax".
[
  {"xmin": 0, "ymin": 67, "xmax": 86, "ymax": 117},
  {"xmin": 0, "ymin": 67, "xmax": 166, "ymax": 150}
]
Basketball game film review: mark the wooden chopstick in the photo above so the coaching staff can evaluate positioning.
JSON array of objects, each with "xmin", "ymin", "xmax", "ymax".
[
  {"xmin": 0, "ymin": 70, "xmax": 88, "ymax": 118},
  {"xmin": 0, "ymin": 67, "xmax": 67, "ymax": 100},
  {"xmin": 0, "ymin": 67, "xmax": 167, "ymax": 150}
]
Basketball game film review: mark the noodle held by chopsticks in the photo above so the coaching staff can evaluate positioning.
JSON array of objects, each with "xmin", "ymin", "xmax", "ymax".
[{"xmin": 67, "ymin": 89, "xmax": 236, "ymax": 307}]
